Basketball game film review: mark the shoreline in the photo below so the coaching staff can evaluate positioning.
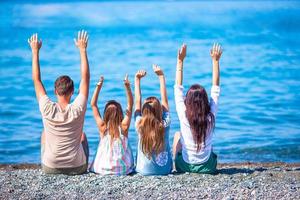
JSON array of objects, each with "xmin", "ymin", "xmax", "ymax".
[
  {"xmin": 1, "ymin": 162, "xmax": 299, "ymax": 199},
  {"xmin": 1, "ymin": 162, "xmax": 300, "ymax": 170}
]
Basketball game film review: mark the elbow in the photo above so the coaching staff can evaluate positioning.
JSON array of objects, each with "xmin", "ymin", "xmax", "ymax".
[
  {"xmin": 90, "ymin": 102, "xmax": 97, "ymax": 108},
  {"xmin": 32, "ymin": 77, "xmax": 41, "ymax": 83}
]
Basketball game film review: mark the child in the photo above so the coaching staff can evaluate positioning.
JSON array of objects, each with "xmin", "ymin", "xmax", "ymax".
[
  {"xmin": 134, "ymin": 65, "xmax": 172, "ymax": 175},
  {"xmin": 90, "ymin": 74, "xmax": 134, "ymax": 175},
  {"xmin": 173, "ymin": 43, "xmax": 222, "ymax": 174}
]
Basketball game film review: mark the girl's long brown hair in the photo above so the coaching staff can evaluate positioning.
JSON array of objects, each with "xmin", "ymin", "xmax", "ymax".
[
  {"xmin": 103, "ymin": 100, "xmax": 124, "ymax": 140},
  {"xmin": 185, "ymin": 84, "xmax": 215, "ymax": 152},
  {"xmin": 137, "ymin": 97, "xmax": 165, "ymax": 159}
]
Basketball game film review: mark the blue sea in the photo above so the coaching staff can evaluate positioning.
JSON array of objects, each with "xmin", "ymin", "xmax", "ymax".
[{"xmin": 0, "ymin": 0, "xmax": 299, "ymax": 164}]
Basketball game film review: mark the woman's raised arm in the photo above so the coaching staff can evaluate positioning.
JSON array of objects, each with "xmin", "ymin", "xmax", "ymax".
[
  {"xmin": 176, "ymin": 44, "xmax": 187, "ymax": 86},
  {"xmin": 210, "ymin": 43, "xmax": 222, "ymax": 86}
]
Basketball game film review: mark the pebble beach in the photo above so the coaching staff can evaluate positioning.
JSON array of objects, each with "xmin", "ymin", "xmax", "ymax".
[{"xmin": 1, "ymin": 163, "xmax": 299, "ymax": 199}]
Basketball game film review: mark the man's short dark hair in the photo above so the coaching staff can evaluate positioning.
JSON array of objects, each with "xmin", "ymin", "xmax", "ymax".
[{"xmin": 54, "ymin": 75, "xmax": 74, "ymax": 96}]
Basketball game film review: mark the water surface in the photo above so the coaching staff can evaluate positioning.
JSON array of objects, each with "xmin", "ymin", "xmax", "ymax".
[{"xmin": 0, "ymin": 1, "xmax": 300, "ymax": 163}]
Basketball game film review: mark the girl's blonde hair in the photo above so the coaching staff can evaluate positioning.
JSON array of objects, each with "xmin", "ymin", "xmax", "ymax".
[
  {"xmin": 103, "ymin": 100, "xmax": 124, "ymax": 140},
  {"xmin": 137, "ymin": 97, "xmax": 165, "ymax": 159}
]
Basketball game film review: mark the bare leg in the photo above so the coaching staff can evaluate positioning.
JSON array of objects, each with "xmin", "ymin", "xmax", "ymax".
[
  {"xmin": 172, "ymin": 131, "xmax": 182, "ymax": 159},
  {"xmin": 172, "ymin": 131, "xmax": 182, "ymax": 171}
]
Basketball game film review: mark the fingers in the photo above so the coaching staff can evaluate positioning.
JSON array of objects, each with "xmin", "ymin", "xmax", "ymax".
[
  {"xmin": 78, "ymin": 30, "xmax": 81, "ymax": 40},
  {"xmin": 182, "ymin": 43, "xmax": 187, "ymax": 52},
  {"xmin": 99, "ymin": 76, "xmax": 104, "ymax": 82},
  {"xmin": 78, "ymin": 30, "xmax": 88, "ymax": 40},
  {"xmin": 136, "ymin": 70, "xmax": 147, "ymax": 77},
  {"xmin": 28, "ymin": 33, "xmax": 41, "ymax": 45},
  {"xmin": 76, "ymin": 30, "xmax": 88, "ymax": 43},
  {"xmin": 212, "ymin": 42, "xmax": 222, "ymax": 54},
  {"xmin": 83, "ymin": 31, "xmax": 87, "ymax": 40},
  {"xmin": 28, "ymin": 33, "xmax": 37, "ymax": 43},
  {"xmin": 152, "ymin": 64, "xmax": 159, "ymax": 71},
  {"xmin": 124, "ymin": 74, "xmax": 130, "ymax": 85}
]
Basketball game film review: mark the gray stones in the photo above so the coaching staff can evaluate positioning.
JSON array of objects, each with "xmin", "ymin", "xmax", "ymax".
[{"xmin": 0, "ymin": 165, "xmax": 299, "ymax": 199}]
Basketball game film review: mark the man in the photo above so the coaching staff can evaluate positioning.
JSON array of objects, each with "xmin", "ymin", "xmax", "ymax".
[{"xmin": 28, "ymin": 30, "xmax": 90, "ymax": 175}]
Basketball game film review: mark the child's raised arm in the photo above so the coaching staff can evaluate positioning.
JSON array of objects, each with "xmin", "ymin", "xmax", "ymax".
[
  {"xmin": 153, "ymin": 64, "xmax": 169, "ymax": 112},
  {"xmin": 122, "ymin": 74, "xmax": 133, "ymax": 136},
  {"xmin": 90, "ymin": 76, "xmax": 105, "ymax": 137},
  {"xmin": 134, "ymin": 70, "xmax": 147, "ymax": 114},
  {"xmin": 210, "ymin": 43, "xmax": 222, "ymax": 86},
  {"xmin": 176, "ymin": 44, "xmax": 187, "ymax": 86}
]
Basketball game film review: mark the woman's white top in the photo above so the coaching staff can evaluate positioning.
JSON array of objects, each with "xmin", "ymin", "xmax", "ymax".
[{"xmin": 174, "ymin": 84, "xmax": 220, "ymax": 164}]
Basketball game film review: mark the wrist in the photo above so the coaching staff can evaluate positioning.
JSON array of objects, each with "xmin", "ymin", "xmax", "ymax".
[
  {"xmin": 158, "ymin": 74, "xmax": 165, "ymax": 79},
  {"xmin": 124, "ymin": 83, "xmax": 131, "ymax": 88},
  {"xmin": 79, "ymin": 49, "xmax": 87, "ymax": 54},
  {"xmin": 177, "ymin": 59, "xmax": 184, "ymax": 63},
  {"xmin": 212, "ymin": 58, "xmax": 219, "ymax": 63},
  {"xmin": 96, "ymin": 81, "xmax": 103, "ymax": 86},
  {"xmin": 32, "ymin": 50, "xmax": 39, "ymax": 55}
]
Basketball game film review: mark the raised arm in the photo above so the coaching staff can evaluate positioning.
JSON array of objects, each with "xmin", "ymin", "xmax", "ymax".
[
  {"xmin": 153, "ymin": 64, "xmax": 169, "ymax": 111},
  {"xmin": 210, "ymin": 43, "xmax": 222, "ymax": 86},
  {"xmin": 121, "ymin": 74, "xmax": 133, "ymax": 136},
  {"xmin": 74, "ymin": 30, "xmax": 90, "ymax": 98},
  {"xmin": 176, "ymin": 44, "xmax": 187, "ymax": 86},
  {"xmin": 90, "ymin": 76, "xmax": 106, "ymax": 137},
  {"xmin": 28, "ymin": 33, "xmax": 46, "ymax": 101},
  {"xmin": 134, "ymin": 70, "xmax": 147, "ymax": 114}
]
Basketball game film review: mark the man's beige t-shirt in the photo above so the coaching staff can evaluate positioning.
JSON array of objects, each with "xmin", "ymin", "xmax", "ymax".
[{"xmin": 39, "ymin": 94, "xmax": 87, "ymax": 169}]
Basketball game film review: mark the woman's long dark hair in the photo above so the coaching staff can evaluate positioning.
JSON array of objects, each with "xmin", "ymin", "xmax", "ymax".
[{"xmin": 185, "ymin": 84, "xmax": 215, "ymax": 151}]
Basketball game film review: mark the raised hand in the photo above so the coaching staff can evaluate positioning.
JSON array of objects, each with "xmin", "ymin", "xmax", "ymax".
[
  {"xmin": 28, "ymin": 33, "xmax": 42, "ymax": 53},
  {"xmin": 177, "ymin": 44, "xmax": 187, "ymax": 61},
  {"xmin": 135, "ymin": 70, "xmax": 147, "ymax": 79},
  {"xmin": 97, "ymin": 76, "xmax": 104, "ymax": 86},
  {"xmin": 124, "ymin": 74, "xmax": 130, "ymax": 87},
  {"xmin": 210, "ymin": 43, "xmax": 222, "ymax": 61},
  {"xmin": 153, "ymin": 64, "xmax": 164, "ymax": 76},
  {"xmin": 74, "ymin": 30, "xmax": 89, "ymax": 51}
]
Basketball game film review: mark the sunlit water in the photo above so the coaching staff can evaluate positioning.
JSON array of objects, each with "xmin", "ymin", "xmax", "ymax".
[{"xmin": 0, "ymin": 1, "xmax": 300, "ymax": 164}]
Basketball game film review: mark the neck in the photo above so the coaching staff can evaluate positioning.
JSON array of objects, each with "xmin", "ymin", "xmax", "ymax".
[{"xmin": 56, "ymin": 95, "xmax": 71, "ymax": 110}]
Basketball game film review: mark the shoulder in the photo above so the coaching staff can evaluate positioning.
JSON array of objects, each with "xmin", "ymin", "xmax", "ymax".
[
  {"xmin": 72, "ymin": 93, "xmax": 87, "ymax": 108},
  {"xmin": 71, "ymin": 93, "xmax": 88, "ymax": 114},
  {"xmin": 39, "ymin": 95, "xmax": 55, "ymax": 115}
]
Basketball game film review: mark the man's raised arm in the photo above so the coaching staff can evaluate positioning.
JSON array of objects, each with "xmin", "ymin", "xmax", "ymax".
[
  {"xmin": 28, "ymin": 33, "xmax": 46, "ymax": 101},
  {"xmin": 74, "ymin": 30, "xmax": 90, "ymax": 99}
]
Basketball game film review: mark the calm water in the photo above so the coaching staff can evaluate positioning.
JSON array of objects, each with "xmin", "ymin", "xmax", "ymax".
[{"xmin": 0, "ymin": 1, "xmax": 300, "ymax": 164}]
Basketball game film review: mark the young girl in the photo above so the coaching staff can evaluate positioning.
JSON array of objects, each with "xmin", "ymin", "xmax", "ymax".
[
  {"xmin": 134, "ymin": 65, "xmax": 172, "ymax": 175},
  {"xmin": 89, "ymin": 74, "xmax": 134, "ymax": 175},
  {"xmin": 173, "ymin": 43, "xmax": 222, "ymax": 174}
]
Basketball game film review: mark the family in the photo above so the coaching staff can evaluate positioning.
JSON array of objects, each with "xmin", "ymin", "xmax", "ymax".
[{"xmin": 28, "ymin": 30, "xmax": 222, "ymax": 176}]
